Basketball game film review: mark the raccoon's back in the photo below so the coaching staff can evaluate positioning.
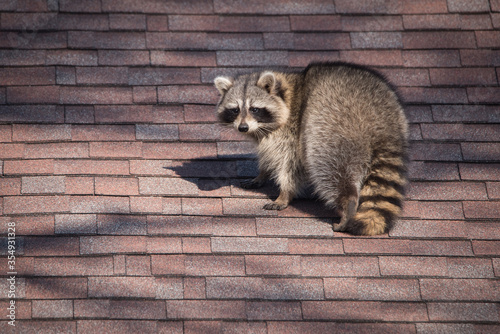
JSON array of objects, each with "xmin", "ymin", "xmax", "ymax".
[
  {"xmin": 301, "ymin": 63, "xmax": 407, "ymax": 157},
  {"xmin": 302, "ymin": 63, "xmax": 406, "ymax": 137},
  {"xmin": 299, "ymin": 63, "xmax": 408, "ymax": 235}
]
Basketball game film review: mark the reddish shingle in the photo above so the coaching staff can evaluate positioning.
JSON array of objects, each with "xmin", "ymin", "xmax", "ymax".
[
  {"xmin": 430, "ymin": 68, "xmax": 498, "ymax": 86},
  {"xmin": 2, "ymin": 1, "xmax": 499, "ymax": 329},
  {"xmin": 0, "ymin": 177, "xmax": 21, "ymax": 196},
  {"xmin": 422, "ymin": 279, "xmax": 497, "ymax": 302},
  {"xmin": 60, "ymin": 0, "xmax": 101, "ymax": 12},
  {"xmin": 55, "ymin": 214, "xmax": 97, "ymax": 234},
  {"xmin": 220, "ymin": 16, "xmax": 290, "ymax": 32},
  {"xmin": 211, "ymin": 237, "xmax": 288, "ymax": 253},
  {"xmin": 406, "ymin": 181, "xmax": 488, "ymax": 200},
  {"xmin": 57, "ymin": 14, "xmax": 109, "ymax": 31},
  {"xmin": 269, "ymin": 322, "xmax": 417, "ymax": 334},
  {"xmin": 109, "ymin": 14, "xmax": 146, "ymax": 30},
  {"xmin": 95, "ymin": 105, "xmax": 184, "ymax": 124},
  {"xmin": 182, "ymin": 197, "xmax": 222, "ymax": 215},
  {"xmin": 403, "ymin": 31, "xmax": 476, "ymax": 49},
  {"xmin": 130, "ymin": 196, "xmax": 163, "ymax": 214},
  {"xmin": 392, "ymin": 219, "xmax": 468, "ymax": 239},
  {"xmin": 7, "ymin": 86, "xmax": 60, "ymax": 104},
  {"xmin": 247, "ymin": 301, "xmax": 302, "ymax": 320},
  {"xmin": 461, "ymin": 49, "xmax": 500, "ymax": 66},
  {"xmin": 152, "ymin": 255, "xmax": 245, "ymax": 276},
  {"xmin": 22, "ymin": 176, "xmax": 65, "ymax": 194},
  {"xmin": 77, "ymin": 321, "xmax": 156, "ymax": 334},
  {"xmin": 95, "ymin": 177, "xmax": 139, "ymax": 196},
  {"xmin": 301, "ymin": 256, "xmax": 380, "ymax": 277},
  {"xmin": 1, "ymin": 105, "xmax": 64, "ymax": 123},
  {"xmin": 343, "ymin": 238, "xmax": 412, "ymax": 254},
  {"xmin": 403, "ymin": 14, "xmax": 461, "ymax": 30},
  {"xmin": 324, "ymin": 278, "xmax": 421, "ymax": 301},
  {"xmin": 467, "ymin": 87, "xmax": 500, "ymax": 103},
  {"xmin": 13, "ymin": 124, "xmax": 71, "ymax": 142},
  {"xmin": 463, "ymin": 201, "xmax": 500, "ymax": 219},
  {"xmin": 403, "ymin": 50, "xmax": 461, "ymax": 67},
  {"xmin": 11, "ymin": 215, "xmax": 55, "ymax": 236},
  {"xmin": 256, "ymin": 217, "xmax": 334, "ymax": 237},
  {"xmin": 60, "ymin": 87, "xmax": 133, "ymax": 104},
  {"xmin": 133, "ymin": 86, "xmax": 157, "ymax": 103},
  {"xmin": 26, "ymin": 277, "xmax": 87, "ymax": 299},
  {"xmin": 148, "ymin": 215, "xmax": 212, "ymax": 235},
  {"xmin": 54, "ymin": 159, "xmax": 130, "ymax": 175},
  {"xmin": 379, "ymin": 256, "xmax": 448, "ymax": 276},
  {"xmin": 302, "ymin": 301, "xmax": 428, "ymax": 321},
  {"xmin": 213, "ymin": 0, "xmax": 335, "ymax": 14},
  {"xmin": 4, "ymin": 195, "xmax": 70, "ymax": 214},
  {"xmin": 288, "ymin": 238, "xmax": 344, "ymax": 254},
  {"xmin": 167, "ymin": 300, "xmax": 245, "ymax": 320},
  {"xmin": 102, "ymin": 0, "xmax": 214, "ymax": 14},
  {"xmin": 168, "ymin": 15, "xmax": 219, "ymax": 31},
  {"xmin": 245, "ymin": 255, "xmax": 302, "ymax": 276},
  {"xmin": 69, "ymin": 196, "xmax": 130, "ymax": 214},
  {"xmin": 183, "ymin": 277, "xmax": 206, "ymax": 299},
  {"xmin": 97, "ymin": 214, "xmax": 147, "ymax": 235},
  {"xmin": 81, "ymin": 236, "xmax": 147, "ymax": 254},
  {"xmin": 68, "ymin": 31, "xmax": 146, "ymax": 49},
  {"xmin": 65, "ymin": 106, "xmax": 95, "ymax": 124},
  {"xmin": 88, "ymin": 277, "xmax": 156, "ymax": 298},
  {"xmin": 34, "ymin": 257, "xmax": 113, "ymax": 276},
  {"xmin": 90, "ymin": 142, "xmax": 142, "ymax": 158},
  {"xmin": 427, "ymin": 302, "xmax": 499, "ymax": 322},
  {"xmin": 206, "ymin": 277, "xmax": 324, "ymax": 300},
  {"xmin": 335, "ymin": 0, "xmax": 404, "ymax": 14},
  {"xmin": 0, "ymin": 67, "xmax": 55, "ymax": 86},
  {"xmin": 146, "ymin": 15, "xmax": 169, "ymax": 31},
  {"xmin": 182, "ymin": 237, "xmax": 211, "ymax": 253}
]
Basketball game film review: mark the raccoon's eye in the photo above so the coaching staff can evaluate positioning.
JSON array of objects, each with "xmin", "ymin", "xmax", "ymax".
[
  {"xmin": 250, "ymin": 107, "xmax": 263, "ymax": 113},
  {"xmin": 226, "ymin": 108, "xmax": 239, "ymax": 115}
]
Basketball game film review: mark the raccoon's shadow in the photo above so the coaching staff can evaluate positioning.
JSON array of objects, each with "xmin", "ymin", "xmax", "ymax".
[
  {"xmin": 165, "ymin": 154, "xmax": 259, "ymax": 191},
  {"xmin": 165, "ymin": 155, "xmax": 340, "ymax": 221}
]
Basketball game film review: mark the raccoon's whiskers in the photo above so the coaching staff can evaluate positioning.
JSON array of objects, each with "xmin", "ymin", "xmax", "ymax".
[{"xmin": 253, "ymin": 124, "xmax": 274, "ymax": 140}]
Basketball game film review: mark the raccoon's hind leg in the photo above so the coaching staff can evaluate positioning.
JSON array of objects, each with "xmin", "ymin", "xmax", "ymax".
[
  {"xmin": 333, "ymin": 185, "xmax": 359, "ymax": 232},
  {"xmin": 240, "ymin": 171, "xmax": 268, "ymax": 189}
]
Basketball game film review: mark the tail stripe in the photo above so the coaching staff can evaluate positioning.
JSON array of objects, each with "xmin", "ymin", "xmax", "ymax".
[
  {"xmin": 358, "ymin": 195, "xmax": 402, "ymax": 209},
  {"xmin": 358, "ymin": 198, "xmax": 401, "ymax": 216},
  {"xmin": 345, "ymin": 151, "xmax": 407, "ymax": 236},
  {"xmin": 364, "ymin": 176, "xmax": 405, "ymax": 195}
]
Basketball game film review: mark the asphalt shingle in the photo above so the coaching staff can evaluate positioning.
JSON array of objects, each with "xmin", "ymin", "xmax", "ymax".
[{"xmin": 0, "ymin": 1, "xmax": 498, "ymax": 332}]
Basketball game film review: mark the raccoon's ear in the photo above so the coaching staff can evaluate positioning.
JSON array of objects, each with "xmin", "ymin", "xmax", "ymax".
[
  {"xmin": 256, "ymin": 71, "xmax": 276, "ymax": 94},
  {"xmin": 214, "ymin": 76, "xmax": 234, "ymax": 95}
]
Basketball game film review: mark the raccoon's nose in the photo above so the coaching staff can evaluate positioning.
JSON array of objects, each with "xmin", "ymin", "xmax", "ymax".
[{"xmin": 238, "ymin": 123, "xmax": 249, "ymax": 132}]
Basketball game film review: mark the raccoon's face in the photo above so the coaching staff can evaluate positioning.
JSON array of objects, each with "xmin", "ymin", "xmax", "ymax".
[{"xmin": 214, "ymin": 71, "xmax": 290, "ymax": 138}]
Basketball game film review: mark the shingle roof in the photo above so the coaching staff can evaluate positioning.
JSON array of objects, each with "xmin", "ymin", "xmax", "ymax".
[{"xmin": 0, "ymin": 0, "xmax": 499, "ymax": 332}]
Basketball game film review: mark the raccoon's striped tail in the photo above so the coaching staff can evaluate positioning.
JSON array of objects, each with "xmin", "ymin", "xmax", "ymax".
[{"xmin": 346, "ymin": 151, "xmax": 407, "ymax": 236}]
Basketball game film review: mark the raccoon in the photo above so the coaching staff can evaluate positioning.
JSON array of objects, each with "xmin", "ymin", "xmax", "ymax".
[{"xmin": 214, "ymin": 62, "xmax": 408, "ymax": 236}]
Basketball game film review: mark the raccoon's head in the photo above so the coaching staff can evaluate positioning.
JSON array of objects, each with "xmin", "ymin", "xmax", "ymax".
[{"xmin": 213, "ymin": 71, "xmax": 290, "ymax": 138}]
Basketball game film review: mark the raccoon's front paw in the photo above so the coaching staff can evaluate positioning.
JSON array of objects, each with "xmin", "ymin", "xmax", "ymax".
[
  {"xmin": 263, "ymin": 202, "xmax": 287, "ymax": 210},
  {"xmin": 240, "ymin": 179, "xmax": 264, "ymax": 189}
]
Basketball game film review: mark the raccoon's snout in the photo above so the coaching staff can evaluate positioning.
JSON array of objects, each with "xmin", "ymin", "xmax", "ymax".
[{"xmin": 238, "ymin": 123, "xmax": 249, "ymax": 132}]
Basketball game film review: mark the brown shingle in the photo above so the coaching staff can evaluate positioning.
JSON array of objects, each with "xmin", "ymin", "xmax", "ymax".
[{"xmin": 2, "ymin": 0, "xmax": 500, "ymax": 329}]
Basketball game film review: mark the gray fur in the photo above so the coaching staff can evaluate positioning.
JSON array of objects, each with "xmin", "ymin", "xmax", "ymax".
[{"xmin": 214, "ymin": 62, "xmax": 408, "ymax": 235}]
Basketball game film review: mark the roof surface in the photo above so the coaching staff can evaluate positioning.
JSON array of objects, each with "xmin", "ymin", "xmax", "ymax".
[{"xmin": 0, "ymin": 0, "xmax": 499, "ymax": 333}]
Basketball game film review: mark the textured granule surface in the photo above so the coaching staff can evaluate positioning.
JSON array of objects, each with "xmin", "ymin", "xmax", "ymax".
[{"xmin": 0, "ymin": 0, "xmax": 499, "ymax": 332}]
